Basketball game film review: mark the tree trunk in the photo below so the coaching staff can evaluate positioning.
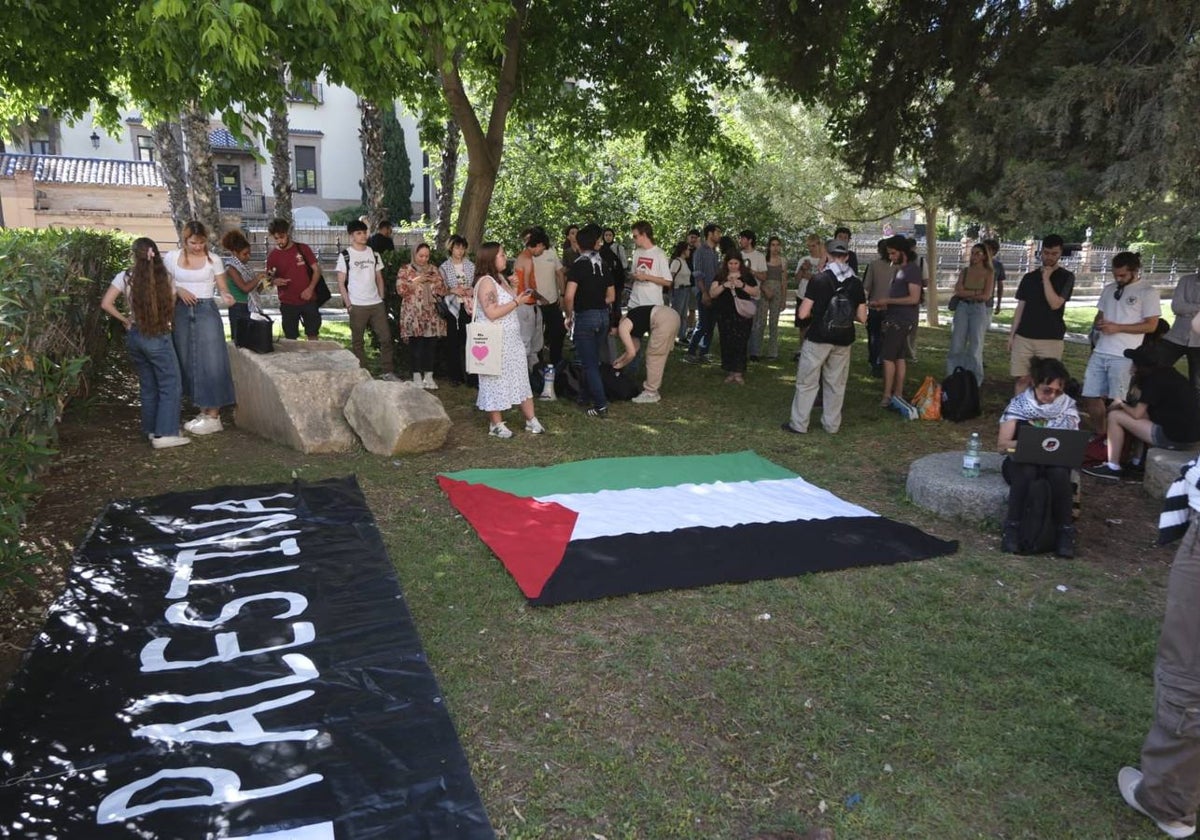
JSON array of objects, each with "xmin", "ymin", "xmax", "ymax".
[
  {"xmin": 435, "ymin": 117, "xmax": 460, "ymax": 249},
  {"xmin": 181, "ymin": 100, "xmax": 221, "ymax": 240},
  {"xmin": 153, "ymin": 121, "xmax": 192, "ymax": 242},
  {"xmin": 268, "ymin": 66, "xmax": 293, "ymax": 225},
  {"xmin": 924, "ymin": 200, "xmax": 940, "ymax": 327},
  {"xmin": 359, "ymin": 99, "xmax": 386, "ymax": 227},
  {"xmin": 437, "ymin": 0, "xmax": 527, "ymax": 248}
]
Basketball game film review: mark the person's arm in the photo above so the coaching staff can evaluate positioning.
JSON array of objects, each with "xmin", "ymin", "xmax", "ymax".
[
  {"xmin": 1110, "ymin": 396, "xmax": 1149, "ymax": 420},
  {"xmin": 227, "ymin": 264, "xmax": 258, "ymax": 294},
  {"xmin": 563, "ymin": 280, "xmax": 577, "ymax": 317},
  {"xmin": 1099, "ymin": 314, "xmax": 1159, "ymax": 336},
  {"xmin": 742, "ymin": 277, "xmax": 760, "ymax": 298},
  {"xmin": 855, "ymin": 302, "xmax": 868, "ymax": 324},
  {"xmin": 611, "ymin": 320, "xmax": 638, "ymax": 369},
  {"xmin": 396, "ymin": 265, "xmax": 414, "ymax": 297},
  {"xmin": 211, "ymin": 257, "xmax": 234, "ymax": 306},
  {"xmin": 882, "ymin": 281, "xmax": 922, "ymax": 307},
  {"xmin": 710, "ymin": 278, "xmax": 727, "ymax": 298},
  {"xmin": 1007, "ymin": 300, "xmax": 1026, "ymax": 350},
  {"xmin": 635, "ymin": 255, "xmax": 671, "ymax": 288},
  {"xmin": 953, "ymin": 268, "xmax": 968, "ymax": 297},
  {"xmin": 555, "ymin": 264, "xmax": 566, "ymax": 298},
  {"xmin": 977, "ymin": 269, "xmax": 994, "ymax": 303},
  {"xmin": 1042, "ymin": 269, "xmax": 1069, "ymax": 310},
  {"xmin": 100, "ymin": 283, "xmax": 130, "ymax": 329},
  {"xmin": 604, "ymin": 278, "xmax": 615, "ymax": 306},
  {"xmin": 997, "ymin": 419, "xmax": 1019, "ymax": 453},
  {"xmin": 1172, "ymin": 276, "xmax": 1200, "ymax": 318},
  {"xmin": 337, "ymin": 269, "xmax": 350, "ymax": 311},
  {"xmin": 1192, "ymin": 309, "xmax": 1200, "ymax": 335},
  {"xmin": 797, "ymin": 298, "xmax": 814, "ymax": 322},
  {"xmin": 374, "ymin": 265, "xmax": 385, "ymax": 302}
]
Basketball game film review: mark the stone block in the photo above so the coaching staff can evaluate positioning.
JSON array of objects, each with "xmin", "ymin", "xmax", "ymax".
[
  {"xmin": 228, "ymin": 341, "xmax": 370, "ymax": 453},
  {"xmin": 906, "ymin": 451, "xmax": 1010, "ymax": 524},
  {"xmin": 1145, "ymin": 446, "xmax": 1200, "ymax": 499},
  {"xmin": 343, "ymin": 380, "xmax": 452, "ymax": 456}
]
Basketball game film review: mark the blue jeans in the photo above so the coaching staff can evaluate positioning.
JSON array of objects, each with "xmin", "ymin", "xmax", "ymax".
[
  {"xmin": 174, "ymin": 299, "xmax": 235, "ymax": 409},
  {"xmin": 127, "ymin": 327, "xmax": 183, "ymax": 437},
  {"xmin": 946, "ymin": 300, "xmax": 989, "ymax": 385},
  {"xmin": 687, "ymin": 301, "xmax": 714, "ymax": 356},
  {"xmin": 573, "ymin": 308, "xmax": 609, "ymax": 410}
]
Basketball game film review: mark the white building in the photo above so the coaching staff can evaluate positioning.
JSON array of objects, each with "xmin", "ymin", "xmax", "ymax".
[{"xmin": 7, "ymin": 75, "xmax": 428, "ymax": 223}]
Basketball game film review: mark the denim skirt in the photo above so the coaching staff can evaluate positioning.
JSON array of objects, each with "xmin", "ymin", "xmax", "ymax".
[{"xmin": 173, "ymin": 298, "xmax": 235, "ymax": 408}]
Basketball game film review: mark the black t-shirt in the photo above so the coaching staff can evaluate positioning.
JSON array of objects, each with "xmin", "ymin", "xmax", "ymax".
[
  {"xmin": 1015, "ymin": 267, "xmax": 1075, "ymax": 340},
  {"xmin": 366, "ymin": 233, "xmax": 394, "ymax": 253},
  {"xmin": 804, "ymin": 270, "xmax": 866, "ymax": 346},
  {"xmin": 1139, "ymin": 367, "xmax": 1200, "ymax": 443},
  {"xmin": 626, "ymin": 305, "xmax": 653, "ymax": 339},
  {"xmin": 567, "ymin": 254, "xmax": 612, "ymax": 312}
]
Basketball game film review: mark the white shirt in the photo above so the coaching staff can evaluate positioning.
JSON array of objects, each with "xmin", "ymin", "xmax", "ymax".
[
  {"xmin": 628, "ymin": 245, "xmax": 671, "ymax": 308},
  {"xmin": 335, "ymin": 246, "xmax": 383, "ymax": 306},
  {"xmin": 1094, "ymin": 278, "xmax": 1160, "ymax": 356},
  {"xmin": 164, "ymin": 251, "xmax": 224, "ymax": 299},
  {"xmin": 741, "ymin": 248, "xmax": 767, "ymax": 277},
  {"xmin": 532, "ymin": 247, "xmax": 562, "ymax": 303}
]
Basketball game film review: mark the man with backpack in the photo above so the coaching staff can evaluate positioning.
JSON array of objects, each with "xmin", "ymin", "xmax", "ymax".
[{"xmin": 782, "ymin": 240, "xmax": 867, "ymax": 434}]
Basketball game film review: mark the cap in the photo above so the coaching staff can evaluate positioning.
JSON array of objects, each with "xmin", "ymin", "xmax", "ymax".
[{"xmin": 826, "ymin": 239, "xmax": 850, "ymax": 256}]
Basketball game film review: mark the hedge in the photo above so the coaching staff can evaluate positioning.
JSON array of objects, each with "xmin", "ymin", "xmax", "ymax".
[{"xmin": 0, "ymin": 228, "xmax": 129, "ymax": 589}]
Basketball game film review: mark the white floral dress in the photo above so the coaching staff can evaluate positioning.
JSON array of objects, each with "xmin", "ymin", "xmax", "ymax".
[{"xmin": 474, "ymin": 275, "xmax": 533, "ymax": 411}]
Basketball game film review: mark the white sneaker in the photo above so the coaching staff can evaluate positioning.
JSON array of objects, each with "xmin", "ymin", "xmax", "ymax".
[
  {"xmin": 379, "ymin": 372, "xmax": 399, "ymax": 381},
  {"xmin": 151, "ymin": 435, "xmax": 192, "ymax": 450},
  {"xmin": 423, "ymin": 372, "xmax": 439, "ymax": 390},
  {"xmin": 1118, "ymin": 767, "xmax": 1197, "ymax": 838},
  {"xmin": 525, "ymin": 418, "xmax": 545, "ymax": 434},
  {"xmin": 187, "ymin": 416, "xmax": 224, "ymax": 436},
  {"xmin": 412, "ymin": 373, "xmax": 423, "ymax": 387},
  {"xmin": 183, "ymin": 415, "xmax": 207, "ymax": 433},
  {"xmin": 489, "ymin": 422, "xmax": 513, "ymax": 439},
  {"xmin": 631, "ymin": 391, "xmax": 661, "ymax": 404}
]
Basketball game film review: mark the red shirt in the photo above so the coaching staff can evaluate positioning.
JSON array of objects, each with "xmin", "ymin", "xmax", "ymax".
[{"xmin": 266, "ymin": 241, "xmax": 317, "ymax": 306}]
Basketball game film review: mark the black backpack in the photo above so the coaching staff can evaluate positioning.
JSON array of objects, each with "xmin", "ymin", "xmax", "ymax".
[
  {"xmin": 1018, "ymin": 476, "xmax": 1057, "ymax": 554},
  {"xmin": 821, "ymin": 274, "xmax": 855, "ymax": 343},
  {"xmin": 941, "ymin": 366, "xmax": 981, "ymax": 422},
  {"xmin": 601, "ymin": 363, "xmax": 638, "ymax": 401}
]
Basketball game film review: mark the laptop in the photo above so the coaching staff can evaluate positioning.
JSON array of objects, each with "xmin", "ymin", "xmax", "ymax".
[{"xmin": 1013, "ymin": 426, "xmax": 1093, "ymax": 467}]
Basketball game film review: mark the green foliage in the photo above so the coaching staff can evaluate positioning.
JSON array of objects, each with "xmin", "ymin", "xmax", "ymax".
[
  {"xmin": 0, "ymin": 229, "xmax": 127, "ymax": 591},
  {"xmin": 382, "ymin": 106, "xmax": 414, "ymax": 223},
  {"xmin": 330, "ymin": 204, "xmax": 368, "ymax": 226}
]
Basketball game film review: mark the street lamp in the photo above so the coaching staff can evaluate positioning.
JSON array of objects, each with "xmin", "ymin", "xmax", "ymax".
[{"xmin": 89, "ymin": 131, "xmax": 101, "ymax": 149}]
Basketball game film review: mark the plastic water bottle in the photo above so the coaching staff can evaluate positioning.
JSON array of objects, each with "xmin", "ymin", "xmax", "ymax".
[{"xmin": 962, "ymin": 432, "xmax": 982, "ymax": 478}]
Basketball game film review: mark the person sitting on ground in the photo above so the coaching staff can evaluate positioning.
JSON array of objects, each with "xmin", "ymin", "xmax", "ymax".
[
  {"xmin": 1083, "ymin": 344, "xmax": 1200, "ymax": 481},
  {"xmin": 997, "ymin": 356, "xmax": 1081, "ymax": 557},
  {"xmin": 612, "ymin": 304, "xmax": 682, "ymax": 404}
]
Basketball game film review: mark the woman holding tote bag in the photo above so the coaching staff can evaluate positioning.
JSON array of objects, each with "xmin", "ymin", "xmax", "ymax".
[{"xmin": 470, "ymin": 242, "xmax": 545, "ymax": 439}]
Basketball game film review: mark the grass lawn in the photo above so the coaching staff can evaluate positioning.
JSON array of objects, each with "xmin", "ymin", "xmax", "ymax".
[
  {"xmin": 991, "ymin": 300, "xmax": 1178, "ymax": 335},
  {"xmin": 13, "ymin": 316, "xmax": 1176, "ymax": 839}
]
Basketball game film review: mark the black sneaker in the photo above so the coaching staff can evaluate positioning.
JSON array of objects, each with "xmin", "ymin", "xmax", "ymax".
[
  {"xmin": 1082, "ymin": 464, "xmax": 1122, "ymax": 481},
  {"xmin": 681, "ymin": 354, "xmax": 700, "ymax": 365},
  {"xmin": 780, "ymin": 422, "xmax": 805, "ymax": 435},
  {"xmin": 586, "ymin": 406, "xmax": 609, "ymax": 419}
]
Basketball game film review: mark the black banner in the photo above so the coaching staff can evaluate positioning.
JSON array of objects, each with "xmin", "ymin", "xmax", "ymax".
[{"xmin": 0, "ymin": 477, "xmax": 493, "ymax": 839}]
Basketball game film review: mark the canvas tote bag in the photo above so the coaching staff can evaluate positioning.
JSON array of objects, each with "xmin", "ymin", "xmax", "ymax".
[{"xmin": 465, "ymin": 278, "xmax": 504, "ymax": 376}]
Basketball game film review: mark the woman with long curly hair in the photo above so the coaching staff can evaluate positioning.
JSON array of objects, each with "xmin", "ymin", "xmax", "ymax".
[{"xmin": 100, "ymin": 238, "xmax": 190, "ymax": 449}]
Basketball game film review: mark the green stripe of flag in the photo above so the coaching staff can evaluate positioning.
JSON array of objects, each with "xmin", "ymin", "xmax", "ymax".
[{"xmin": 441, "ymin": 450, "xmax": 796, "ymax": 497}]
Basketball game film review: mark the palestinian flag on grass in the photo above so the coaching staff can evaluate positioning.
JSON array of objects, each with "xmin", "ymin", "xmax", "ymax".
[{"xmin": 438, "ymin": 451, "xmax": 957, "ymax": 606}]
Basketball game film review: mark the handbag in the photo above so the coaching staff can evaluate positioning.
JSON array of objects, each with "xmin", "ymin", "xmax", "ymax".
[
  {"xmin": 465, "ymin": 281, "xmax": 504, "ymax": 376},
  {"xmin": 948, "ymin": 295, "xmax": 960, "ymax": 312},
  {"xmin": 734, "ymin": 294, "xmax": 757, "ymax": 319},
  {"xmin": 302, "ymin": 250, "xmax": 332, "ymax": 306},
  {"xmin": 234, "ymin": 294, "xmax": 274, "ymax": 354}
]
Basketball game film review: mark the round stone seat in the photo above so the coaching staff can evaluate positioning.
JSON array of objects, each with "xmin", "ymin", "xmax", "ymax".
[{"xmin": 906, "ymin": 451, "xmax": 1009, "ymax": 524}]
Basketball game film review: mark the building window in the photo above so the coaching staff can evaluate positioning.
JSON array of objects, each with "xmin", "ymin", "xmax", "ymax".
[
  {"xmin": 135, "ymin": 134, "xmax": 157, "ymax": 163},
  {"xmin": 286, "ymin": 80, "xmax": 324, "ymax": 104},
  {"xmin": 30, "ymin": 139, "xmax": 52, "ymax": 155},
  {"xmin": 294, "ymin": 145, "xmax": 317, "ymax": 193}
]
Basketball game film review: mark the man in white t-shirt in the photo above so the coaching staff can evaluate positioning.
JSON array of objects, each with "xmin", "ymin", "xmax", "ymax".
[
  {"xmin": 1080, "ymin": 250, "xmax": 1160, "ymax": 430},
  {"xmin": 336, "ymin": 220, "xmax": 395, "ymax": 378},
  {"xmin": 740, "ymin": 229, "xmax": 769, "ymax": 359},
  {"xmin": 628, "ymin": 221, "xmax": 672, "ymax": 309}
]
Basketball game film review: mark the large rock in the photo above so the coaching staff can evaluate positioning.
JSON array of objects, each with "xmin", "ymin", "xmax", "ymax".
[
  {"xmin": 343, "ymin": 380, "xmax": 452, "ymax": 455},
  {"xmin": 906, "ymin": 451, "xmax": 1010, "ymax": 523},
  {"xmin": 228, "ymin": 340, "xmax": 370, "ymax": 453},
  {"xmin": 1146, "ymin": 446, "xmax": 1200, "ymax": 499}
]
